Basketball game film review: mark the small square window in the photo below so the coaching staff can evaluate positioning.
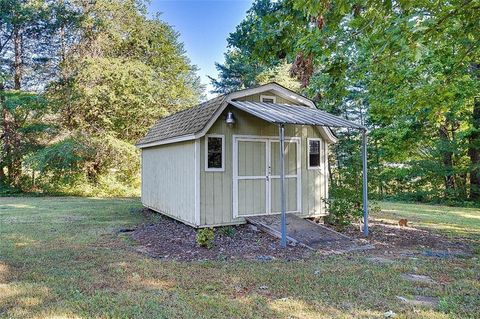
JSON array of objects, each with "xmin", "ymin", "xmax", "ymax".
[
  {"xmin": 308, "ymin": 139, "xmax": 321, "ymax": 168},
  {"xmin": 206, "ymin": 135, "xmax": 224, "ymax": 171}
]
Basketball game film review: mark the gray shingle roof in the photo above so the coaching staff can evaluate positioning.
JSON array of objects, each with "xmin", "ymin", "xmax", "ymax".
[{"xmin": 137, "ymin": 95, "xmax": 226, "ymax": 146}]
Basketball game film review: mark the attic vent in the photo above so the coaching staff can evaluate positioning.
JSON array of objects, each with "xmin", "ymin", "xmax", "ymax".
[{"xmin": 260, "ymin": 95, "xmax": 276, "ymax": 103}]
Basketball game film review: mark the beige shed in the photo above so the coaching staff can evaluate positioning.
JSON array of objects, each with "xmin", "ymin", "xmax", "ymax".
[{"xmin": 137, "ymin": 83, "xmax": 367, "ymax": 234}]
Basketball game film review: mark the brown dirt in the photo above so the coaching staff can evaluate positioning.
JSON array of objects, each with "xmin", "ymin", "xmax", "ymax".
[
  {"xmin": 342, "ymin": 220, "xmax": 473, "ymax": 255},
  {"xmin": 128, "ymin": 209, "xmax": 311, "ymax": 261},
  {"xmin": 126, "ymin": 209, "xmax": 473, "ymax": 261}
]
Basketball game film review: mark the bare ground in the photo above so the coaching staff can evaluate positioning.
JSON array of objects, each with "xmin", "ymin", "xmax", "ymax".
[
  {"xmin": 343, "ymin": 220, "xmax": 474, "ymax": 256},
  {"xmin": 128, "ymin": 209, "xmax": 311, "ymax": 261},
  {"xmin": 127, "ymin": 209, "xmax": 474, "ymax": 261}
]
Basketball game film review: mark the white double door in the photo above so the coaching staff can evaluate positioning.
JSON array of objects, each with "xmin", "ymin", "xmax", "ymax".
[{"xmin": 233, "ymin": 136, "xmax": 301, "ymax": 218}]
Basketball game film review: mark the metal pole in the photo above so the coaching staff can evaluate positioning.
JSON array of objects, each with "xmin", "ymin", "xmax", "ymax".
[
  {"xmin": 279, "ymin": 124, "xmax": 287, "ymax": 248},
  {"xmin": 362, "ymin": 129, "xmax": 369, "ymax": 236}
]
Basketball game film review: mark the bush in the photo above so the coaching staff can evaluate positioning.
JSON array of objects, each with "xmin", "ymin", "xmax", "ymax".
[
  {"xmin": 324, "ymin": 180, "xmax": 380, "ymax": 229},
  {"xmin": 218, "ymin": 226, "xmax": 236, "ymax": 238},
  {"xmin": 23, "ymin": 133, "xmax": 140, "ymax": 197},
  {"xmin": 0, "ymin": 181, "xmax": 21, "ymax": 196},
  {"xmin": 196, "ymin": 228, "xmax": 215, "ymax": 249},
  {"xmin": 324, "ymin": 185, "xmax": 362, "ymax": 228}
]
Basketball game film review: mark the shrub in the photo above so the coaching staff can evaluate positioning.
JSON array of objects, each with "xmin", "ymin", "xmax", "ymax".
[
  {"xmin": 324, "ymin": 185, "xmax": 362, "ymax": 228},
  {"xmin": 196, "ymin": 228, "xmax": 215, "ymax": 249},
  {"xmin": 24, "ymin": 134, "xmax": 140, "ymax": 197},
  {"xmin": 0, "ymin": 181, "xmax": 21, "ymax": 196},
  {"xmin": 324, "ymin": 172, "xmax": 380, "ymax": 229},
  {"xmin": 218, "ymin": 226, "xmax": 236, "ymax": 238}
]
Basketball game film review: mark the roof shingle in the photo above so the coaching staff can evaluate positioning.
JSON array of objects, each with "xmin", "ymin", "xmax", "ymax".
[{"xmin": 137, "ymin": 95, "xmax": 226, "ymax": 146}]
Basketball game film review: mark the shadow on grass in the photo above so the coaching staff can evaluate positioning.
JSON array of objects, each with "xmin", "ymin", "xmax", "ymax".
[{"xmin": 0, "ymin": 197, "xmax": 478, "ymax": 318}]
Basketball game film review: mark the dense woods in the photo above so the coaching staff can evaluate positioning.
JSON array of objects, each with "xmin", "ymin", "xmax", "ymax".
[
  {"xmin": 212, "ymin": 0, "xmax": 480, "ymax": 205},
  {"xmin": 0, "ymin": 0, "xmax": 203, "ymax": 196}
]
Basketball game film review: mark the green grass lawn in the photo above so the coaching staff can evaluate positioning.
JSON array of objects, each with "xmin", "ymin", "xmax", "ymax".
[
  {"xmin": 377, "ymin": 201, "xmax": 480, "ymax": 239},
  {"xmin": 0, "ymin": 197, "xmax": 479, "ymax": 318}
]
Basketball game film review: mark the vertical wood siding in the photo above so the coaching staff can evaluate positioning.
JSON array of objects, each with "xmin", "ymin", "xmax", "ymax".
[
  {"xmin": 141, "ymin": 141, "xmax": 196, "ymax": 226},
  {"xmin": 199, "ymin": 104, "xmax": 329, "ymax": 226}
]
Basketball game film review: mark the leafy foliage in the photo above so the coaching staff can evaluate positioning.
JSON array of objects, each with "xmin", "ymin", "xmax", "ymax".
[
  {"xmin": 25, "ymin": 134, "xmax": 140, "ymax": 196},
  {"xmin": 196, "ymin": 228, "xmax": 215, "ymax": 249},
  {"xmin": 1, "ymin": 0, "xmax": 204, "ymax": 196},
  {"xmin": 218, "ymin": 226, "xmax": 236, "ymax": 238},
  {"xmin": 212, "ymin": 0, "xmax": 480, "ymax": 209},
  {"xmin": 25, "ymin": 137, "xmax": 91, "ymax": 184},
  {"xmin": 255, "ymin": 61, "xmax": 301, "ymax": 92}
]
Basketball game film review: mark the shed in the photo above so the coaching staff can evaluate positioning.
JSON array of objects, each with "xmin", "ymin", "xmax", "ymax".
[{"xmin": 137, "ymin": 83, "xmax": 367, "ymax": 234}]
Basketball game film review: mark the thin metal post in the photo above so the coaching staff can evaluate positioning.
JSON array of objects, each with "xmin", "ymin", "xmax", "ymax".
[
  {"xmin": 279, "ymin": 124, "xmax": 287, "ymax": 248},
  {"xmin": 362, "ymin": 129, "xmax": 369, "ymax": 236}
]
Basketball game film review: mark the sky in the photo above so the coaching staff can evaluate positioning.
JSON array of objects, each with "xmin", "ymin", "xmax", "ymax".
[{"xmin": 147, "ymin": 0, "xmax": 253, "ymax": 97}]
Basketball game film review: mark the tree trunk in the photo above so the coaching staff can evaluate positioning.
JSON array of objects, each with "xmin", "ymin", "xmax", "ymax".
[
  {"xmin": 0, "ymin": 29, "xmax": 6, "ymax": 183},
  {"xmin": 7, "ymin": 26, "xmax": 23, "ymax": 186},
  {"xmin": 0, "ymin": 81, "xmax": 6, "ymax": 183},
  {"xmin": 13, "ymin": 27, "xmax": 23, "ymax": 90},
  {"xmin": 469, "ymin": 96, "xmax": 480, "ymax": 200},
  {"xmin": 457, "ymin": 172, "xmax": 468, "ymax": 199},
  {"xmin": 439, "ymin": 124, "xmax": 455, "ymax": 195}
]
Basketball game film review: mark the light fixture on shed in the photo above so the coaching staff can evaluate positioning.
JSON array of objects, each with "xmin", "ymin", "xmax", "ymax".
[{"xmin": 225, "ymin": 111, "xmax": 235, "ymax": 127}]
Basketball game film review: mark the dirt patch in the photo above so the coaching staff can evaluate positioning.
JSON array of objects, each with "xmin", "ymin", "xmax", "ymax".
[
  {"xmin": 396, "ymin": 295, "xmax": 439, "ymax": 308},
  {"xmin": 129, "ymin": 209, "xmax": 311, "ymax": 261},
  {"xmin": 400, "ymin": 273, "xmax": 437, "ymax": 284},
  {"xmin": 62, "ymin": 215, "xmax": 86, "ymax": 223},
  {"xmin": 342, "ymin": 220, "xmax": 473, "ymax": 255},
  {"xmin": 127, "ymin": 209, "xmax": 473, "ymax": 261}
]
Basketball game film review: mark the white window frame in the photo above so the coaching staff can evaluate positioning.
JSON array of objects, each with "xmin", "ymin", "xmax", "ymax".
[
  {"xmin": 260, "ymin": 95, "xmax": 277, "ymax": 103},
  {"xmin": 307, "ymin": 138, "xmax": 322, "ymax": 170},
  {"xmin": 205, "ymin": 134, "xmax": 225, "ymax": 172}
]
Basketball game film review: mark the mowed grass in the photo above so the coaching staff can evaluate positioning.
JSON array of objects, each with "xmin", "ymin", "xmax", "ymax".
[
  {"xmin": 377, "ymin": 201, "xmax": 480, "ymax": 239},
  {"xmin": 0, "ymin": 197, "xmax": 478, "ymax": 318}
]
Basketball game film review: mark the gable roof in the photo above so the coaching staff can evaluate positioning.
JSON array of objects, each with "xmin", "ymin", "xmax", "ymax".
[
  {"xmin": 138, "ymin": 95, "xmax": 226, "ymax": 146},
  {"xmin": 137, "ymin": 82, "xmax": 362, "ymax": 149}
]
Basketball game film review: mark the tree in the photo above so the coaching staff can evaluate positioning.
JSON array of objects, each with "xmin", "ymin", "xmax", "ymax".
[
  {"xmin": 0, "ymin": 0, "xmax": 62, "ymax": 186},
  {"xmin": 468, "ymin": 94, "xmax": 480, "ymax": 200},
  {"xmin": 1, "ymin": 0, "xmax": 205, "ymax": 195},
  {"xmin": 210, "ymin": 0, "xmax": 305, "ymax": 94},
  {"xmin": 212, "ymin": 0, "xmax": 480, "ymax": 203},
  {"xmin": 210, "ymin": 50, "xmax": 266, "ymax": 94},
  {"xmin": 50, "ymin": 0, "xmax": 203, "ymax": 143}
]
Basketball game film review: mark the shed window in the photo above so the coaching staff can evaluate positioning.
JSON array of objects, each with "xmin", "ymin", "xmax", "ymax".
[
  {"xmin": 206, "ymin": 135, "xmax": 224, "ymax": 171},
  {"xmin": 308, "ymin": 139, "xmax": 321, "ymax": 169}
]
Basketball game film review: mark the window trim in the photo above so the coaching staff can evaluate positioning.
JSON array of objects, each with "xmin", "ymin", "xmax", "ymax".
[
  {"xmin": 205, "ymin": 134, "xmax": 225, "ymax": 172},
  {"xmin": 307, "ymin": 138, "xmax": 322, "ymax": 170},
  {"xmin": 260, "ymin": 95, "xmax": 277, "ymax": 103}
]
